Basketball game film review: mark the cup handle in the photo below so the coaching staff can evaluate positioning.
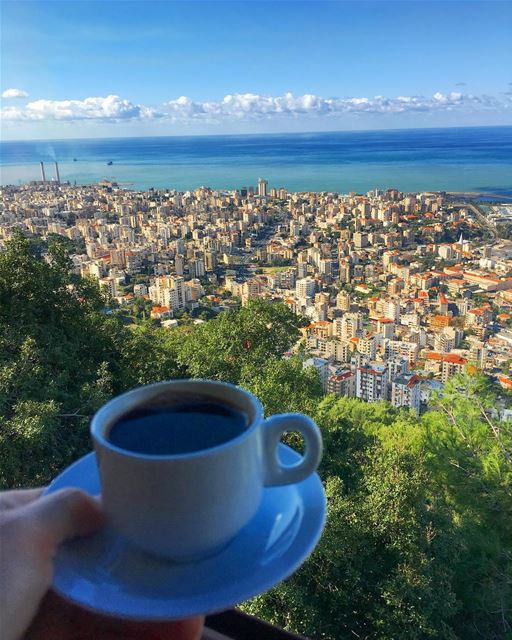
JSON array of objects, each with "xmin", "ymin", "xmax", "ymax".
[{"xmin": 263, "ymin": 413, "xmax": 322, "ymax": 486}]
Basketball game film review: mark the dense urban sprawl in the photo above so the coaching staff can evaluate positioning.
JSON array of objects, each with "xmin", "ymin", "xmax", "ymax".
[{"xmin": 1, "ymin": 176, "xmax": 511, "ymax": 417}]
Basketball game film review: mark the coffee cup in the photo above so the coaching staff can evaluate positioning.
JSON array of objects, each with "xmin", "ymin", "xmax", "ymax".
[{"xmin": 91, "ymin": 379, "xmax": 322, "ymax": 561}]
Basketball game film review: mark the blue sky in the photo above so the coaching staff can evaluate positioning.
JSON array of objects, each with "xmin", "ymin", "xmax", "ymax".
[{"xmin": 1, "ymin": 0, "xmax": 511, "ymax": 140}]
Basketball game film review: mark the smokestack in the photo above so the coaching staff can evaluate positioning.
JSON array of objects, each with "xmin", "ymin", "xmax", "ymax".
[
  {"xmin": 40, "ymin": 161, "xmax": 46, "ymax": 182},
  {"xmin": 54, "ymin": 161, "xmax": 60, "ymax": 185}
]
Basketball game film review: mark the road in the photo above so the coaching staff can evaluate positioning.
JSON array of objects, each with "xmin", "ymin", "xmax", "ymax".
[{"xmin": 448, "ymin": 200, "xmax": 498, "ymax": 241}]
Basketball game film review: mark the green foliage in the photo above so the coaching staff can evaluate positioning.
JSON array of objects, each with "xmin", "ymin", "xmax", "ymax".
[
  {"xmin": 177, "ymin": 300, "xmax": 302, "ymax": 383},
  {"xmin": 130, "ymin": 296, "xmax": 153, "ymax": 322},
  {"xmin": 119, "ymin": 322, "xmax": 189, "ymax": 388},
  {"xmin": 0, "ymin": 232, "xmax": 123, "ymax": 487},
  {"xmin": 423, "ymin": 374, "xmax": 512, "ymax": 639},
  {"xmin": 244, "ymin": 380, "xmax": 512, "ymax": 639},
  {"xmin": 240, "ymin": 356, "xmax": 322, "ymax": 417}
]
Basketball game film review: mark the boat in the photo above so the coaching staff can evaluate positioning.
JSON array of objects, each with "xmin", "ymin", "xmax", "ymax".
[
  {"xmin": 107, "ymin": 161, "xmax": 113, "ymax": 165},
  {"xmin": 73, "ymin": 158, "xmax": 77, "ymax": 162}
]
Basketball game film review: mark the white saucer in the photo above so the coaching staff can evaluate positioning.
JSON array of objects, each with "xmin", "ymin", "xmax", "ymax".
[{"xmin": 44, "ymin": 444, "xmax": 326, "ymax": 620}]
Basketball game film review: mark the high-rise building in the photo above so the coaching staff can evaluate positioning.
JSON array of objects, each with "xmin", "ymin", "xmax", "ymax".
[
  {"xmin": 356, "ymin": 364, "xmax": 389, "ymax": 402},
  {"xmin": 336, "ymin": 290, "xmax": 351, "ymax": 311},
  {"xmin": 296, "ymin": 277, "xmax": 316, "ymax": 300},
  {"xmin": 190, "ymin": 258, "xmax": 205, "ymax": 278},
  {"xmin": 441, "ymin": 354, "xmax": 467, "ymax": 382},
  {"xmin": 469, "ymin": 339, "xmax": 488, "ymax": 368},
  {"xmin": 297, "ymin": 262, "xmax": 308, "ymax": 278},
  {"xmin": 257, "ymin": 178, "xmax": 268, "ymax": 197},
  {"xmin": 204, "ymin": 251, "xmax": 217, "ymax": 272},
  {"xmin": 175, "ymin": 254, "xmax": 185, "ymax": 276},
  {"xmin": 334, "ymin": 313, "xmax": 363, "ymax": 341},
  {"xmin": 377, "ymin": 318, "xmax": 395, "ymax": 340},
  {"xmin": 353, "ymin": 232, "xmax": 368, "ymax": 249}
]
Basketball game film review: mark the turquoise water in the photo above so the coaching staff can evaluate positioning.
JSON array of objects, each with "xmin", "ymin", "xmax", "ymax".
[{"xmin": 1, "ymin": 126, "xmax": 511, "ymax": 195}]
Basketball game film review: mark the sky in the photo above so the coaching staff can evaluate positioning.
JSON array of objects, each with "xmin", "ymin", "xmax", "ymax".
[{"xmin": 1, "ymin": 0, "xmax": 511, "ymax": 140}]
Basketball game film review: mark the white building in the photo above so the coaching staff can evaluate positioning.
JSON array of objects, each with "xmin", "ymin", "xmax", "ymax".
[
  {"xmin": 257, "ymin": 178, "xmax": 268, "ymax": 197},
  {"xmin": 303, "ymin": 357, "xmax": 330, "ymax": 390},
  {"xmin": 296, "ymin": 277, "xmax": 316, "ymax": 300},
  {"xmin": 334, "ymin": 313, "xmax": 363, "ymax": 341},
  {"xmin": 356, "ymin": 364, "xmax": 389, "ymax": 402},
  {"xmin": 391, "ymin": 374, "xmax": 421, "ymax": 415}
]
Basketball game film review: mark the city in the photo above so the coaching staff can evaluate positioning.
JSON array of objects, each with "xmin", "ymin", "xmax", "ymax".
[
  {"xmin": 1, "ymin": 172, "xmax": 511, "ymax": 418},
  {"xmin": 2, "ymin": 0, "xmax": 512, "ymax": 637}
]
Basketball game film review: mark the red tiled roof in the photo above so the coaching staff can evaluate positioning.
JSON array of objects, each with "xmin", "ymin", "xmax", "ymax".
[
  {"xmin": 443, "ymin": 354, "xmax": 467, "ymax": 365},
  {"xmin": 407, "ymin": 375, "xmax": 420, "ymax": 388},
  {"xmin": 330, "ymin": 372, "xmax": 353, "ymax": 381}
]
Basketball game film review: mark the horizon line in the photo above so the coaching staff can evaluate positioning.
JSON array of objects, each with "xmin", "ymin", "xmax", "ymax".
[{"xmin": 1, "ymin": 123, "xmax": 511, "ymax": 145}]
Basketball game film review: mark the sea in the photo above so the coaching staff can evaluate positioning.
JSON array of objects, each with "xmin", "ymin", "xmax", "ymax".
[{"xmin": 1, "ymin": 126, "xmax": 511, "ymax": 198}]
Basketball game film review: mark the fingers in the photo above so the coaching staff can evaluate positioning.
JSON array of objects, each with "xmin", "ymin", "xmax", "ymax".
[
  {"xmin": 0, "ymin": 488, "xmax": 43, "ymax": 511},
  {"xmin": 20, "ymin": 488, "xmax": 105, "ymax": 552}
]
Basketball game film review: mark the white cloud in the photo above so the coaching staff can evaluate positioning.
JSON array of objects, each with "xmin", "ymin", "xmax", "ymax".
[
  {"xmin": 163, "ymin": 91, "xmax": 507, "ymax": 121},
  {"xmin": 1, "ymin": 91, "xmax": 509, "ymax": 124},
  {"xmin": 1, "ymin": 94, "xmax": 160, "ymax": 121},
  {"xmin": 2, "ymin": 88, "xmax": 29, "ymax": 99}
]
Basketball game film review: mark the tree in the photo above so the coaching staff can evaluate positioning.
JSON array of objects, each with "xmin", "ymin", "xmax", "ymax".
[
  {"xmin": 240, "ymin": 356, "xmax": 322, "ymax": 417},
  {"xmin": 119, "ymin": 322, "xmax": 189, "ymax": 388},
  {"xmin": 422, "ymin": 374, "xmax": 512, "ymax": 639},
  {"xmin": 177, "ymin": 300, "xmax": 302, "ymax": 383},
  {"xmin": 0, "ymin": 232, "xmax": 123, "ymax": 488}
]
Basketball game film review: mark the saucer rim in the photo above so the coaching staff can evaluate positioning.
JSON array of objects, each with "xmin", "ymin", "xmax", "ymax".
[{"xmin": 44, "ymin": 445, "xmax": 326, "ymax": 621}]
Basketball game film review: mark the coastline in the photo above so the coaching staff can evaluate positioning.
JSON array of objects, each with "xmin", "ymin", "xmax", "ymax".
[{"xmin": 1, "ymin": 126, "xmax": 511, "ymax": 196}]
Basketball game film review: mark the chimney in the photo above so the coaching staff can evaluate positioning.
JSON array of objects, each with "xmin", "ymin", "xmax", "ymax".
[
  {"xmin": 40, "ymin": 161, "xmax": 46, "ymax": 182},
  {"xmin": 54, "ymin": 161, "xmax": 60, "ymax": 185}
]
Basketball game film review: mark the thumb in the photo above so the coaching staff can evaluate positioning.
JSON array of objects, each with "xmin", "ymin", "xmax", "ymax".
[{"xmin": 22, "ymin": 488, "xmax": 105, "ymax": 552}]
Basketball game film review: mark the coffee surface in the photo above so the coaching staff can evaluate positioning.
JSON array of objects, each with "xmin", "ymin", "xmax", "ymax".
[{"xmin": 108, "ymin": 401, "xmax": 248, "ymax": 455}]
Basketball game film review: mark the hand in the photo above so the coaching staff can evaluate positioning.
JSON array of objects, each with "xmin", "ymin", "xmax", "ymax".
[{"xmin": 0, "ymin": 488, "xmax": 204, "ymax": 640}]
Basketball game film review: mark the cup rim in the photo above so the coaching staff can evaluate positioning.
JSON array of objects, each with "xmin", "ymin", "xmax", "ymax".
[{"xmin": 90, "ymin": 379, "xmax": 264, "ymax": 461}]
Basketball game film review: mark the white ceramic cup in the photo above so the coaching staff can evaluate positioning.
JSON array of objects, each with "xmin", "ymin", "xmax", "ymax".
[{"xmin": 91, "ymin": 379, "xmax": 322, "ymax": 561}]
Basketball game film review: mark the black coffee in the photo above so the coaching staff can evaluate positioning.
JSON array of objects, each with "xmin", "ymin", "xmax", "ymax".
[{"xmin": 108, "ymin": 401, "xmax": 248, "ymax": 455}]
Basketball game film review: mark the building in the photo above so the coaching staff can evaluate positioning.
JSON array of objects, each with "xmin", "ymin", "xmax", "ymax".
[
  {"xmin": 307, "ymin": 335, "xmax": 352, "ymax": 363},
  {"xmin": 241, "ymin": 278, "xmax": 262, "ymax": 306},
  {"xmin": 336, "ymin": 290, "xmax": 351, "ymax": 311},
  {"xmin": 334, "ymin": 313, "xmax": 363, "ymax": 340},
  {"xmin": 441, "ymin": 354, "xmax": 467, "ymax": 382},
  {"xmin": 469, "ymin": 339, "xmax": 488, "ymax": 368},
  {"xmin": 149, "ymin": 275, "xmax": 186, "ymax": 311},
  {"xmin": 204, "ymin": 251, "xmax": 217, "ymax": 272},
  {"xmin": 327, "ymin": 370, "xmax": 356, "ymax": 397},
  {"xmin": 303, "ymin": 357, "xmax": 330, "ymax": 390},
  {"xmin": 356, "ymin": 364, "xmax": 389, "ymax": 402},
  {"xmin": 357, "ymin": 336, "xmax": 377, "ymax": 360},
  {"xmin": 383, "ymin": 339, "xmax": 419, "ymax": 366},
  {"xmin": 376, "ymin": 317, "xmax": 395, "ymax": 339},
  {"xmin": 257, "ymin": 178, "xmax": 268, "ymax": 197},
  {"xmin": 353, "ymin": 232, "xmax": 368, "ymax": 248},
  {"xmin": 190, "ymin": 258, "xmax": 205, "ymax": 278},
  {"xmin": 391, "ymin": 373, "xmax": 421, "ymax": 415},
  {"xmin": 296, "ymin": 277, "xmax": 316, "ymax": 300}
]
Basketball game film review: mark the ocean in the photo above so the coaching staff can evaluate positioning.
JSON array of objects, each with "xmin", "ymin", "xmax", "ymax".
[{"xmin": 1, "ymin": 126, "xmax": 511, "ymax": 196}]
